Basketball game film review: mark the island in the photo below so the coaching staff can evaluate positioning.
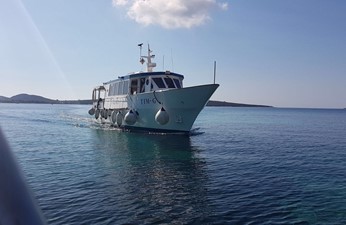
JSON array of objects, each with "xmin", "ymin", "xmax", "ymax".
[
  {"xmin": 206, "ymin": 100, "xmax": 271, "ymax": 107},
  {"xmin": 0, "ymin": 94, "xmax": 92, "ymax": 104}
]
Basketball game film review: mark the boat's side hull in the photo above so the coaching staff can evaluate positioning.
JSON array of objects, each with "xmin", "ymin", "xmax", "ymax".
[{"xmin": 94, "ymin": 84, "xmax": 219, "ymax": 133}]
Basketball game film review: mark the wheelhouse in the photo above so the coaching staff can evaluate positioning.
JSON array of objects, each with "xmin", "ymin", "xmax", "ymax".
[{"xmin": 103, "ymin": 71, "xmax": 184, "ymax": 97}]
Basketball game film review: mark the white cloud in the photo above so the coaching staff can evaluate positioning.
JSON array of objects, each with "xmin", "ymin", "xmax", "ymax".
[
  {"xmin": 113, "ymin": 0, "xmax": 129, "ymax": 6},
  {"xmin": 218, "ymin": 2, "xmax": 228, "ymax": 11},
  {"xmin": 112, "ymin": 0, "xmax": 228, "ymax": 29}
]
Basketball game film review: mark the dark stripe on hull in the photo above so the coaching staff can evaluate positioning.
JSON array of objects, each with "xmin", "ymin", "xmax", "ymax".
[{"xmin": 122, "ymin": 125, "xmax": 190, "ymax": 135}]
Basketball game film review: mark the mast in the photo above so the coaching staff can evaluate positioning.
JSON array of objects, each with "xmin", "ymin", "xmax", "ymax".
[{"xmin": 139, "ymin": 44, "xmax": 156, "ymax": 72}]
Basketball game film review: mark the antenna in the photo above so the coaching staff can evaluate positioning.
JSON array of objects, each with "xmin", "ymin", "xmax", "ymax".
[
  {"xmin": 213, "ymin": 61, "xmax": 217, "ymax": 84},
  {"xmin": 171, "ymin": 48, "xmax": 174, "ymax": 72},
  {"xmin": 163, "ymin": 55, "xmax": 165, "ymax": 70}
]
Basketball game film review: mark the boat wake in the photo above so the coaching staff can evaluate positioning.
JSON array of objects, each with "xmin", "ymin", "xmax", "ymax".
[{"xmin": 189, "ymin": 127, "xmax": 204, "ymax": 136}]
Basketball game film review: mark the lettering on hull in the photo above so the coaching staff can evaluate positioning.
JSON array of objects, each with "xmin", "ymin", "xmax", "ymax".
[{"xmin": 140, "ymin": 98, "xmax": 158, "ymax": 105}]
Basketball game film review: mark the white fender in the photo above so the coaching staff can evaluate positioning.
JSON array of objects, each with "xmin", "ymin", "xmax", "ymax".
[
  {"xmin": 102, "ymin": 110, "xmax": 108, "ymax": 119},
  {"xmin": 95, "ymin": 110, "xmax": 100, "ymax": 119},
  {"xmin": 88, "ymin": 108, "xmax": 95, "ymax": 115},
  {"xmin": 124, "ymin": 110, "xmax": 137, "ymax": 125},
  {"xmin": 116, "ymin": 111, "xmax": 123, "ymax": 127},
  {"xmin": 105, "ymin": 110, "xmax": 108, "ymax": 119},
  {"xmin": 155, "ymin": 107, "xmax": 169, "ymax": 125},
  {"xmin": 111, "ymin": 111, "xmax": 117, "ymax": 124}
]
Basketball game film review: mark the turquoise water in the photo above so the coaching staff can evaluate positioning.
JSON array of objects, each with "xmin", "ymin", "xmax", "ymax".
[{"xmin": 1, "ymin": 103, "xmax": 346, "ymax": 224}]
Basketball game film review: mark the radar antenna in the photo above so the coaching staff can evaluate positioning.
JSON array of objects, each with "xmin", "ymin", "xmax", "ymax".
[{"xmin": 138, "ymin": 43, "xmax": 156, "ymax": 72}]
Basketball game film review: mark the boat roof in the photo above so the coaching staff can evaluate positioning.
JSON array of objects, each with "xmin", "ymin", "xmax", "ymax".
[{"xmin": 103, "ymin": 71, "xmax": 184, "ymax": 85}]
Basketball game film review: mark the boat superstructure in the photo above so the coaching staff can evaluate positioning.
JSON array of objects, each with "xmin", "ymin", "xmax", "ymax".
[{"xmin": 88, "ymin": 44, "xmax": 219, "ymax": 134}]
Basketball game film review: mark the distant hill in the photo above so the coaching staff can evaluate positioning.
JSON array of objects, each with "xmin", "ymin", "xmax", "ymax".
[
  {"xmin": 10, "ymin": 94, "xmax": 58, "ymax": 104},
  {"xmin": 0, "ymin": 94, "xmax": 91, "ymax": 104},
  {"xmin": 0, "ymin": 96, "xmax": 11, "ymax": 102},
  {"xmin": 207, "ymin": 100, "xmax": 271, "ymax": 107},
  {"xmin": 0, "ymin": 93, "xmax": 271, "ymax": 107}
]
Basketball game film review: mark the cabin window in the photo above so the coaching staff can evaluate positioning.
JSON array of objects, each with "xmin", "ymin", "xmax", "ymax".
[
  {"xmin": 130, "ymin": 79, "xmax": 138, "ymax": 94},
  {"xmin": 173, "ymin": 79, "xmax": 181, "ymax": 88},
  {"xmin": 109, "ymin": 84, "xmax": 113, "ymax": 96},
  {"xmin": 100, "ymin": 89, "xmax": 106, "ymax": 99},
  {"xmin": 123, "ymin": 80, "xmax": 129, "ymax": 94},
  {"xmin": 164, "ymin": 77, "xmax": 175, "ymax": 88},
  {"xmin": 153, "ymin": 78, "xmax": 166, "ymax": 88},
  {"xmin": 109, "ymin": 83, "xmax": 115, "ymax": 96},
  {"xmin": 93, "ymin": 87, "xmax": 106, "ymax": 100},
  {"xmin": 114, "ymin": 82, "xmax": 119, "ymax": 95},
  {"xmin": 117, "ymin": 81, "xmax": 123, "ymax": 95},
  {"xmin": 113, "ymin": 83, "xmax": 117, "ymax": 95}
]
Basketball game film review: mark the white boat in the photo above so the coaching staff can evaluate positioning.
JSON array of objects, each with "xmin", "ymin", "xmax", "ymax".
[{"xmin": 88, "ymin": 44, "xmax": 219, "ymax": 134}]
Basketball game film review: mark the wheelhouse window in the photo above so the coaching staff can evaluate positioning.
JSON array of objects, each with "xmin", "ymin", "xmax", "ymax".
[
  {"xmin": 130, "ymin": 79, "xmax": 138, "ymax": 94},
  {"xmin": 164, "ymin": 77, "xmax": 175, "ymax": 88},
  {"xmin": 140, "ymin": 78, "xmax": 145, "ymax": 93},
  {"xmin": 153, "ymin": 78, "xmax": 166, "ymax": 88},
  {"xmin": 173, "ymin": 79, "xmax": 181, "ymax": 88}
]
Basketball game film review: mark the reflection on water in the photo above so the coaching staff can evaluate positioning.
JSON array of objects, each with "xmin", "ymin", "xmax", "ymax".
[{"xmin": 91, "ymin": 129, "xmax": 211, "ymax": 224}]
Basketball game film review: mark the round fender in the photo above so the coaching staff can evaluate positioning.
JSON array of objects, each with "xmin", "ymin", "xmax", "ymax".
[
  {"xmin": 95, "ymin": 110, "xmax": 100, "ymax": 119},
  {"xmin": 124, "ymin": 110, "xmax": 137, "ymax": 125},
  {"xmin": 110, "ymin": 111, "xmax": 117, "ymax": 124},
  {"xmin": 155, "ymin": 107, "xmax": 169, "ymax": 125},
  {"xmin": 88, "ymin": 108, "xmax": 95, "ymax": 115},
  {"xmin": 116, "ymin": 111, "xmax": 123, "ymax": 127}
]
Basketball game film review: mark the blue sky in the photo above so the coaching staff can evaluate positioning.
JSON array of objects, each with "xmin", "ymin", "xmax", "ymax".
[{"xmin": 1, "ymin": 0, "xmax": 345, "ymax": 108}]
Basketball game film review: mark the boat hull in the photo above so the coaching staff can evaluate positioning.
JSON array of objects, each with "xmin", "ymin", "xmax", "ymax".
[{"xmin": 94, "ymin": 84, "xmax": 219, "ymax": 134}]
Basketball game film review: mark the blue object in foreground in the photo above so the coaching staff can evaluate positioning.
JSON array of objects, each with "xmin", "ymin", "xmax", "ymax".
[{"xmin": 0, "ymin": 129, "xmax": 46, "ymax": 225}]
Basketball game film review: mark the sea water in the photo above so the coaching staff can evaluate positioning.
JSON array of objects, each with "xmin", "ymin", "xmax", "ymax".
[{"xmin": 0, "ymin": 103, "xmax": 346, "ymax": 224}]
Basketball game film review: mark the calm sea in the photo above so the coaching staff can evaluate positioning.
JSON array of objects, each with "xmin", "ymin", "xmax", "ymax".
[{"xmin": 1, "ymin": 103, "xmax": 346, "ymax": 224}]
